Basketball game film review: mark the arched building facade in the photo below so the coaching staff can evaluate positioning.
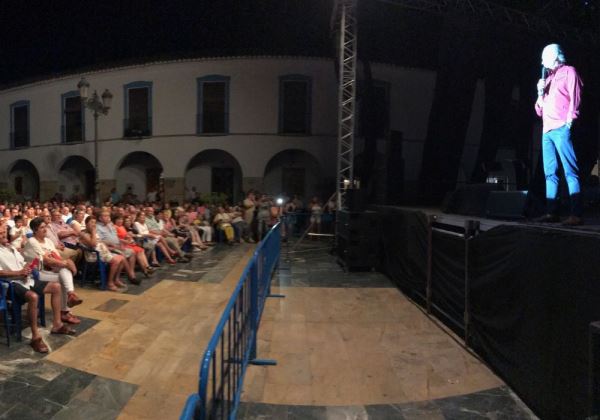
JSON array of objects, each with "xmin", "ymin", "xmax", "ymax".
[{"xmin": 0, "ymin": 57, "xmax": 437, "ymax": 203}]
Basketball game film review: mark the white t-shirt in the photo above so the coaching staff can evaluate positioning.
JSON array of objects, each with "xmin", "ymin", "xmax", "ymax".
[
  {"xmin": 0, "ymin": 244, "xmax": 34, "ymax": 288},
  {"xmin": 24, "ymin": 236, "xmax": 57, "ymax": 262}
]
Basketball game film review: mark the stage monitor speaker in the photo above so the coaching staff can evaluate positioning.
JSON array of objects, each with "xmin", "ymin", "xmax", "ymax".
[
  {"xmin": 442, "ymin": 183, "xmax": 503, "ymax": 216},
  {"xmin": 485, "ymin": 190, "xmax": 528, "ymax": 219}
]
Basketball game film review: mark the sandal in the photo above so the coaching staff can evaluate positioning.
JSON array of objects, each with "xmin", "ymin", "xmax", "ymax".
[
  {"xmin": 61, "ymin": 312, "xmax": 81, "ymax": 325},
  {"xmin": 30, "ymin": 337, "xmax": 49, "ymax": 353},
  {"xmin": 150, "ymin": 262, "xmax": 161, "ymax": 267},
  {"xmin": 107, "ymin": 284, "xmax": 119, "ymax": 292},
  {"xmin": 67, "ymin": 292, "xmax": 83, "ymax": 307},
  {"xmin": 51, "ymin": 324, "xmax": 76, "ymax": 335}
]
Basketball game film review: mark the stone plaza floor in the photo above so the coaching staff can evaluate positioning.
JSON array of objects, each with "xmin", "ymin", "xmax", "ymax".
[{"xmin": 0, "ymin": 239, "xmax": 537, "ymax": 419}]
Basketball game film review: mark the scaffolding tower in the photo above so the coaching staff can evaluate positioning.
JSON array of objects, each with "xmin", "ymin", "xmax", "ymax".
[{"xmin": 332, "ymin": 0, "xmax": 358, "ymax": 211}]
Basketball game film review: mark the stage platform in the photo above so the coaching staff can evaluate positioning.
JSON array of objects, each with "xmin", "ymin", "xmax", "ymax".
[
  {"xmin": 397, "ymin": 205, "xmax": 600, "ymax": 235},
  {"xmin": 367, "ymin": 205, "xmax": 600, "ymax": 419}
]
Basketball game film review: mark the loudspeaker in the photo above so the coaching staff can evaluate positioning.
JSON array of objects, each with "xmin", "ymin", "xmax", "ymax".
[
  {"xmin": 345, "ymin": 189, "xmax": 367, "ymax": 212},
  {"xmin": 386, "ymin": 130, "xmax": 404, "ymax": 205},
  {"xmin": 336, "ymin": 210, "xmax": 378, "ymax": 271},
  {"xmin": 442, "ymin": 183, "xmax": 503, "ymax": 216},
  {"xmin": 485, "ymin": 191, "xmax": 528, "ymax": 219}
]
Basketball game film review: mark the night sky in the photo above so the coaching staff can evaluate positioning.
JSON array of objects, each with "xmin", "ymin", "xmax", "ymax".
[
  {"xmin": 0, "ymin": 0, "xmax": 332, "ymax": 85},
  {"xmin": 0, "ymin": 1, "xmax": 597, "ymax": 86}
]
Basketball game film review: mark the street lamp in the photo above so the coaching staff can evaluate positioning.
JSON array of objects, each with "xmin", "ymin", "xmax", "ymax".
[{"xmin": 77, "ymin": 77, "xmax": 113, "ymax": 206}]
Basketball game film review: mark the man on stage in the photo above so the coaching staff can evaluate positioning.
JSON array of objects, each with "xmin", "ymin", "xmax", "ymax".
[{"xmin": 535, "ymin": 43, "xmax": 583, "ymax": 226}]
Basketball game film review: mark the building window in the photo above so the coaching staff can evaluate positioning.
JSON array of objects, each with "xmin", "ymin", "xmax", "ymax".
[
  {"xmin": 279, "ymin": 75, "xmax": 311, "ymax": 135},
  {"xmin": 61, "ymin": 91, "xmax": 84, "ymax": 143},
  {"xmin": 10, "ymin": 101, "xmax": 30, "ymax": 149},
  {"xmin": 197, "ymin": 75, "xmax": 230, "ymax": 134},
  {"xmin": 124, "ymin": 81, "xmax": 152, "ymax": 138}
]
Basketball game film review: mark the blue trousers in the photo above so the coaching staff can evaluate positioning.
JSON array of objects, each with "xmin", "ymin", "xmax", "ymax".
[{"xmin": 542, "ymin": 124, "xmax": 580, "ymax": 206}]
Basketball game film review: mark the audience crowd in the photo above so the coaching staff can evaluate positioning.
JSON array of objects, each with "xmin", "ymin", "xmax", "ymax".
[{"xmin": 0, "ymin": 190, "xmax": 332, "ymax": 353}]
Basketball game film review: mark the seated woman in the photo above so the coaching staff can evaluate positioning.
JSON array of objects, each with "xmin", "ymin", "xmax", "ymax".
[
  {"xmin": 69, "ymin": 209, "xmax": 87, "ymax": 234},
  {"xmin": 175, "ymin": 214, "xmax": 208, "ymax": 250},
  {"xmin": 23, "ymin": 217, "xmax": 83, "ymax": 325},
  {"xmin": 123, "ymin": 215, "xmax": 159, "ymax": 267},
  {"xmin": 113, "ymin": 215, "xmax": 154, "ymax": 276},
  {"xmin": 134, "ymin": 212, "xmax": 177, "ymax": 264},
  {"xmin": 213, "ymin": 206, "xmax": 235, "ymax": 244},
  {"xmin": 79, "ymin": 216, "xmax": 127, "ymax": 291}
]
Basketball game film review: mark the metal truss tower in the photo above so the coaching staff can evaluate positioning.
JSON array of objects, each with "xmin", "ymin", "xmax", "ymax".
[{"xmin": 332, "ymin": 0, "xmax": 358, "ymax": 211}]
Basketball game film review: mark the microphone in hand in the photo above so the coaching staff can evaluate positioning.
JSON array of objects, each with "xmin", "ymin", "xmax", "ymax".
[{"xmin": 537, "ymin": 66, "xmax": 546, "ymax": 96}]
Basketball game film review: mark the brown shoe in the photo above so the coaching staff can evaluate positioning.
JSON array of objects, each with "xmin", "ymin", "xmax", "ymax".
[
  {"xmin": 30, "ymin": 337, "xmax": 49, "ymax": 353},
  {"xmin": 51, "ymin": 324, "xmax": 76, "ymax": 335},
  {"xmin": 61, "ymin": 312, "xmax": 81, "ymax": 325},
  {"xmin": 67, "ymin": 292, "xmax": 83, "ymax": 307},
  {"xmin": 562, "ymin": 216, "xmax": 583, "ymax": 226}
]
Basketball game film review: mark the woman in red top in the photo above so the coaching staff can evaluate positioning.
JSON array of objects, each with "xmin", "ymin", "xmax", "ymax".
[{"xmin": 113, "ymin": 215, "xmax": 154, "ymax": 277}]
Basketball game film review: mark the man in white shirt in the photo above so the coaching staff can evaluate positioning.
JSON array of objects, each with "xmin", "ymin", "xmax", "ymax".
[
  {"xmin": 0, "ymin": 223, "xmax": 76, "ymax": 353},
  {"xmin": 61, "ymin": 206, "xmax": 73, "ymax": 223}
]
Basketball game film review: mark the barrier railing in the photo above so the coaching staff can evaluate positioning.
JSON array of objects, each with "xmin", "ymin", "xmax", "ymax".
[{"xmin": 181, "ymin": 223, "xmax": 282, "ymax": 420}]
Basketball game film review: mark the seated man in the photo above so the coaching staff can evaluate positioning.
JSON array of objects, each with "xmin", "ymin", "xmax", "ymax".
[
  {"xmin": 230, "ymin": 206, "xmax": 253, "ymax": 243},
  {"xmin": 96, "ymin": 211, "xmax": 140, "ymax": 285},
  {"xmin": 47, "ymin": 211, "xmax": 82, "ymax": 263},
  {"xmin": 145, "ymin": 207, "xmax": 190, "ymax": 261},
  {"xmin": 24, "ymin": 217, "xmax": 83, "ymax": 325},
  {"xmin": 0, "ymin": 223, "xmax": 76, "ymax": 353},
  {"xmin": 213, "ymin": 206, "xmax": 235, "ymax": 244},
  {"xmin": 61, "ymin": 206, "xmax": 73, "ymax": 223}
]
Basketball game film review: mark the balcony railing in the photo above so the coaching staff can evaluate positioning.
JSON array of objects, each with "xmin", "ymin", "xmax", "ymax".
[
  {"xmin": 124, "ymin": 117, "xmax": 152, "ymax": 138},
  {"xmin": 10, "ymin": 130, "xmax": 29, "ymax": 149}
]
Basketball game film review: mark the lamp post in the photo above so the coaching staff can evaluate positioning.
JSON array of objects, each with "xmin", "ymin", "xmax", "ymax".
[{"xmin": 77, "ymin": 77, "xmax": 113, "ymax": 206}]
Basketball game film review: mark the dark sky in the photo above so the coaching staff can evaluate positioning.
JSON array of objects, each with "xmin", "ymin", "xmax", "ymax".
[
  {"xmin": 0, "ymin": 0, "xmax": 333, "ymax": 85},
  {"xmin": 0, "ymin": 0, "xmax": 597, "ymax": 86}
]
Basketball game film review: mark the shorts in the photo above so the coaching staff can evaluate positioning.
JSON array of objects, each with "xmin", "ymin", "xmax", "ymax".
[{"xmin": 12, "ymin": 280, "xmax": 47, "ymax": 304}]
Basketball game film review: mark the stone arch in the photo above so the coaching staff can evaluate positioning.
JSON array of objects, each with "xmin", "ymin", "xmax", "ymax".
[
  {"xmin": 184, "ymin": 149, "xmax": 243, "ymax": 203},
  {"xmin": 115, "ymin": 152, "xmax": 163, "ymax": 202},
  {"xmin": 263, "ymin": 149, "xmax": 324, "ymax": 200},
  {"xmin": 8, "ymin": 159, "xmax": 40, "ymax": 200},
  {"xmin": 58, "ymin": 155, "xmax": 95, "ymax": 201}
]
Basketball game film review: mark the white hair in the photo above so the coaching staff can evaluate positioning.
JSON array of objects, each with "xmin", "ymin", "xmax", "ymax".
[{"xmin": 544, "ymin": 43, "xmax": 566, "ymax": 64}]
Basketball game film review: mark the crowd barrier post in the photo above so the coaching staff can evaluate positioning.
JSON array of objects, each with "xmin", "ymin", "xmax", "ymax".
[
  {"xmin": 249, "ymin": 260, "xmax": 259, "ymax": 361},
  {"xmin": 180, "ymin": 223, "xmax": 281, "ymax": 420}
]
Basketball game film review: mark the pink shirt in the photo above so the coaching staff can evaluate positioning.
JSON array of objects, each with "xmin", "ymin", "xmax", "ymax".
[{"xmin": 535, "ymin": 65, "xmax": 582, "ymax": 133}]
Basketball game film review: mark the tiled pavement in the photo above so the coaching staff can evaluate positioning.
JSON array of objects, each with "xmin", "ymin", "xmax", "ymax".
[
  {"xmin": 0, "ymin": 240, "xmax": 537, "ymax": 419},
  {"xmin": 0, "ymin": 244, "xmax": 249, "ymax": 420},
  {"xmin": 239, "ymin": 240, "xmax": 537, "ymax": 420}
]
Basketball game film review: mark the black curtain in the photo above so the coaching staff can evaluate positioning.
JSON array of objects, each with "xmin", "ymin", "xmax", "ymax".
[
  {"xmin": 376, "ymin": 207, "xmax": 600, "ymax": 419},
  {"xmin": 419, "ymin": 15, "xmax": 482, "ymax": 203}
]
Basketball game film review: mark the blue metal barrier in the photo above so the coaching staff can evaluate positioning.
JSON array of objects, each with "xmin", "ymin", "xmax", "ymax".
[{"xmin": 181, "ymin": 223, "xmax": 282, "ymax": 420}]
